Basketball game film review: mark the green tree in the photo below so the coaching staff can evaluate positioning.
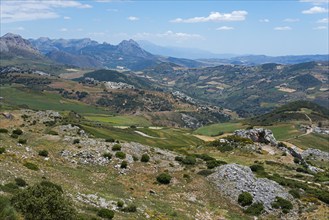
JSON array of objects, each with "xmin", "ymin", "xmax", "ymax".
[{"xmin": 11, "ymin": 181, "xmax": 76, "ymax": 220}]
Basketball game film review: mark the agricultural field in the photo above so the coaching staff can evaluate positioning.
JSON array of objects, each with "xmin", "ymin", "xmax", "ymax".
[
  {"xmin": 84, "ymin": 114, "xmax": 152, "ymax": 127},
  {"xmin": 194, "ymin": 122, "xmax": 247, "ymax": 136}
]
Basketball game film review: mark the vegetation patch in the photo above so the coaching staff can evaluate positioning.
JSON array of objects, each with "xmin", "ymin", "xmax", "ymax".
[{"xmin": 156, "ymin": 173, "xmax": 172, "ymax": 184}]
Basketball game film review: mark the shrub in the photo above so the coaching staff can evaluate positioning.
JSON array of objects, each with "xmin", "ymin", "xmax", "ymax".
[
  {"xmin": 23, "ymin": 162, "xmax": 39, "ymax": 171},
  {"xmin": 206, "ymin": 160, "xmax": 227, "ymax": 169},
  {"xmin": 130, "ymin": 125, "xmax": 137, "ymax": 129},
  {"xmin": 197, "ymin": 169, "xmax": 215, "ymax": 177},
  {"xmin": 245, "ymin": 202, "xmax": 264, "ymax": 216},
  {"xmin": 156, "ymin": 173, "xmax": 172, "ymax": 184},
  {"xmin": 0, "ymin": 195, "xmax": 19, "ymax": 220},
  {"xmin": 73, "ymin": 139, "xmax": 80, "ymax": 144},
  {"xmin": 218, "ymin": 145, "xmax": 234, "ymax": 152},
  {"xmin": 141, "ymin": 154, "xmax": 150, "ymax": 162},
  {"xmin": 12, "ymin": 129, "xmax": 23, "ymax": 135},
  {"xmin": 278, "ymin": 142, "xmax": 287, "ymax": 148},
  {"xmin": 238, "ymin": 192, "xmax": 253, "ymax": 206},
  {"xmin": 105, "ymin": 138, "xmax": 115, "ymax": 142},
  {"xmin": 0, "ymin": 128, "xmax": 8, "ymax": 133},
  {"xmin": 18, "ymin": 139, "xmax": 27, "ymax": 144},
  {"xmin": 47, "ymin": 130, "xmax": 58, "ymax": 135},
  {"xmin": 196, "ymin": 154, "xmax": 215, "ymax": 161},
  {"xmin": 10, "ymin": 134, "xmax": 18, "ymax": 139},
  {"xmin": 250, "ymin": 164, "xmax": 265, "ymax": 173},
  {"xmin": 174, "ymin": 156, "xmax": 183, "ymax": 162},
  {"xmin": 282, "ymin": 152, "xmax": 287, "ymax": 156},
  {"xmin": 120, "ymin": 161, "xmax": 128, "ymax": 169},
  {"xmin": 296, "ymin": 167, "xmax": 308, "ymax": 173},
  {"xmin": 289, "ymin": 189, "xmax": 300, "ymax": 199},
  {"xmin": 115, "ymin": 151, "xmax": 126, "ymax": 159},
  {"xmin": 11, "ymin": 181, "xmax": 76, "ymax": 220},
  {"xmin": 0, "ymin": 147, "xmax": 5, "ymax": 154},
  {"xmin": 293, "ymin": 158, "xmax": 300, "ymax": 164},
  {"xmin": 38, "ymin": 150, "xmax": 49, "ymax": 157},
  {"xmin": 122, "ymin": 204, "xmax": 137, "ymax": 212},
  {"xmin": 15, "ymin": 178, "xmax": 27, "ymax": 187},
  {"xmin": 97, "ymin": 208, "xmax": 114, "ymax": 219},
  {"xmin": 182, "ymin": 156, "xmax": 196, "ymax": 165},
  {"xmin": 103, "ymin": 152, "xmax": 112, "ymax": 160},
  {"xmin": 117, "ymin": 200, "xmax": 124, "ymax": 208},
  {"xmin": 0, "ymin": 183, "xmax": 19, "ymax": 193},
  {"xmin": 132, "ymin": 155, "xmax": 139, "ymax": 161},
  {"xmin": 112, "ymin": 144, "xmax": 121, "ymax": 151},
  {"xmin": 272, "ymin": 197, "xmax": 293, "ymax": 213}
]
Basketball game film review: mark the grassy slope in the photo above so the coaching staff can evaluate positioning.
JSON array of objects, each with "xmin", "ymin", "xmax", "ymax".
[
  {"xmin": 194, "ymin": 123, "xmax": 247, "ymax": 136},
  {"xmin": 85, "ymin": 115, "xmax": 152, "ymax": 127},
  {"xmin": 0, "ymin": 85, "xmax": 109, "ymax": 115}
]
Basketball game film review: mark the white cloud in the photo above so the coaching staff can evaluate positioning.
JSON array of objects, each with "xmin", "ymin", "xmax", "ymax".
[
  {"xmin": 0, "ymin": 0, "xmax": 92, "ymax": 23},
  {"xmin": 302, "ymin": 6, "xmax": 328, "ymax": 14},
  {"xmin": 216, "ymin": 26, "xmax": 234, "ymax": 31},
  {"xmin": 299, "ymin": 0, "xmax": 329, "ymax": 5},
  {"xmin": 171, "ymin": 11, "xmax": 248, "ymax": 23},
  {"xmin": 259, "ymin": 19, "xmax": 270, "ymax": 23},
  {"xmin": 63, "ymin": 16, "xmax": 71, "ymax": 20},
  {"xmin": 317, "ymin": 18, "xmax": 329, "ymax": 23},
  {"xmin": 107, "ymin": 8, "xmax": 119, "ymax": 12},
  {"xmin": 133, "ymin": 31, "xmax": 203, "ymax": 42},
  {"xmin": 314, "ymin": 25, "xmax": 328, "ymax": 29},
  {"xmin": 127, "ymin": 16, "xmax": 139, "ymax": 21},
  {"xmin": 60, "ymin": 28, "xmax": 68, "ymax": 32},
  {"xmin": 274, "ymin": 26, "xmax": 292, "ymax": 31},
  {"xmin": 283, "ymin": 18, "xmax": 300, "ymax": 22}
]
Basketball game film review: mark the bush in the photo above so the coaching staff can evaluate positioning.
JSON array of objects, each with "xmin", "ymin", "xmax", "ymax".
[
  {"xmin": 117, "ymin": 200, "xmax": 124, "ymax": 208},
  {"xmin": 196, "ymin": 154, "xmax": 215, "ymax": 161},
  {"xmin": 272, "ymin": 197, "xmax": 293, "ymax": 213},
  {"xmin": 115, "ymin": 151, "xmax": 126, "ymax": 159},
  {"xmin": 182, "ymin": 156, "xmax": 196, "ymax": 165},
  {"xmin": 103, "ymin": 152, "xmax": 112, "ymax": 160},
  {"xmin": 105, "ymin": 138, "xmax": 115, "ymax": 142},
  {"xmin": 73, "ymin": 139, "xmax": 80, "ymax": 144},
  {"xmin": 11, "ymin": 181, "xmax": 76, "ymax": 220},
  {"xmin": 10, "ymin": 134, "xmax": 18, "ymax": 139},
  {"xmin": 238, "ymin": 192, "xmax": 253, "ymax": 206},
  {"xmin": 218, "ymin": 145, "xmax": 234, "ymax": 152},
  {"xmin": 97, "ymin": 208, "xmax": 114, "ymax": 219},
  {"xmin": 132, "ymin": 155, "xmax": 139, "ymax": 161},
  {"xmin": 156, "ymin": 173, "xmax": 172, "ymax": 184},
  {"xmin": 174, "ymin": 156, "xmax": 183, "ymax": 162},
  {"xmin": 12, "ymin": 129, "xmax": 23, "ymax": 135},
  {"xmin": 289, "ymin": 189, "xmax": 300, "ymax": 199},
  {"xmin": 141, "ymin": 154, "xmax": 150, "ymax": 162},
  {"xmin": 120, "ymin": 161, "xmax": 128, "ymax": 169},
  {"xmin": 122, "ymin": 204, "xmax": 137, "ymax": 212},
  {"xmin": 197, "ymin": 169, "xmax": 215, "ymax": 177},
  {"xmin": 23, "ymin": 162, "xmax": 39, "ymax": 171},
  {"xmin": 112, "ymin": 144, "xmax": 121, "ymax": 151},
  {"xmin": 38, "ymin": 150, "xmax": 49, "ymax": 157},
  {"xmin": 0, "ymin": 195, "xmax": 19, "ymax": 220},
  {"xmin": 250, "ymin": 164, "xmax": 265, "ymax": 173},
  {"xmin": 245, "ymin": 202, "xmax": 264, "ymax": 216},
  {"xmin": 0, "ymin": 147, "xmax": 5, "ymax": 154},
  {"xmin": 15, "ymin": 178, "xmax": 27, "ymax": 187},
  {"xmin": 206, "ymin": 160, "xmax": 227, "ymax": 169},
  {"xmin": 0, "ymin": 128, "xmax": 8, "ymax": 133},
  {"xmin": 18, "ymin": 139, "xmax": 27, "ymax": 144},
  {"xmin": 293, "ymin": 158, "xmax": 300, "ymax": 164},
  {"xmin": 47, "ymin": 130, "xmax": 58, "ymax": 135}
]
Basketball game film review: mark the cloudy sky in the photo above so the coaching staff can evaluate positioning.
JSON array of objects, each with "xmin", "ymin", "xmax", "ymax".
[{"xmin": 1, "ymin": 0, "xmax": 328, "ymax": 55}]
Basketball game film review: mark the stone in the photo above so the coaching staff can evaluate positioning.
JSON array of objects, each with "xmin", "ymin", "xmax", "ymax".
[{"xmin": 234, "ymin": 128, "xmax": 278, "ymax": 146}]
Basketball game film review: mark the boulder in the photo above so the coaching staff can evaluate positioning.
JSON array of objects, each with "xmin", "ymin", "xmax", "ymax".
[{"xmin": 234, "ymin": 128, "xmax": 277, "ymax": 146}]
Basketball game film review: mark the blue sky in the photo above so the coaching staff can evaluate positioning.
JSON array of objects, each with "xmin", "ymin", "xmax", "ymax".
[{"xmin": 1, "ymin": 0, "xmax": 328, "ymax": 56}]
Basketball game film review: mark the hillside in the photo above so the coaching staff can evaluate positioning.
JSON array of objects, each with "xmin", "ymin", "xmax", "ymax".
[{"xmin": 144, "ymin": 61, "xmax": 329, "ymax": 117}]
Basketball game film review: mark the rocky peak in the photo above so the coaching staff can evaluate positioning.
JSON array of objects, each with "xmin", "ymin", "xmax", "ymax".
[
  {"xmin": 0, "ymin": 33, "xmax": 40, "ymax": 55},
  {"xmin": 234, "ymin": 128, "xmax": 278, "ymax": 146}
]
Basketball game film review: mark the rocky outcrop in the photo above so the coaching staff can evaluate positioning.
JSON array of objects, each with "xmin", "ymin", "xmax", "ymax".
[
  {"xmin": 301, "ymin": 148, "xmax": 329, "ymax": 161},
  {"xmin": 234, "ymin": 128, "xmax": 277, "ymax": 146},
  {"xmin": 207, "ymin": 164, "xmax": 293, "ymax": 212}
]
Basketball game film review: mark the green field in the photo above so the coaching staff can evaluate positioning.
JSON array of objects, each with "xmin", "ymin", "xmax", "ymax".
[
  {"xmin": 0, "ymin": 86, "xmax": 108, "ymax": 115},
  {"xmin": 261, "ymin": 124, "xmax": 303, "ymax": 140},
  {"xmin": 85, "ymin": 114, "xmax": 151, "ymax": 127},
  {"xmin": 194, "ymin": 122, "xmax": 247, "ymax": 136},
  {"xmin": 82, "ymin": 124, "xmax": 203, "ymax": 150},
  {"xmin": 288, "ymin": 133, "xmax": 329, "ymax": 152}
]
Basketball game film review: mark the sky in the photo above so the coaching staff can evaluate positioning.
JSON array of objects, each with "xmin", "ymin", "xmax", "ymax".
[{"xmin": 0, "ymin": 0, "xmax": 328, "ymax": 56}]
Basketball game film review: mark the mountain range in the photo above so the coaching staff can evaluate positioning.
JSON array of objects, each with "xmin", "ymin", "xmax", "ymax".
[{"xmin": 1, "ymin": 33, "xmax": 328, "ymax": 71}]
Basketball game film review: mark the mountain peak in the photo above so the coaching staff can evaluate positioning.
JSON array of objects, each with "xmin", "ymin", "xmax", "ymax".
[
  {"xmin": 2, "ymin": 33, "xmax": 23, "ymax": 39},
  {"xmin": 118, "ymin": 39, "xmax": 139, "ymax": 47}
]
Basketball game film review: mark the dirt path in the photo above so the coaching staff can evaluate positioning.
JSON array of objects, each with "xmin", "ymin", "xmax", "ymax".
[{"xmin": 134, "ymin": 131, "xmax": 166, "ymax": 139}]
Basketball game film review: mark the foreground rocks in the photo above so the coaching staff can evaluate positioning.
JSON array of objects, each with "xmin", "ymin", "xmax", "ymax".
[
  {"xmin": 234, "ymin": 128, "xmax": 278, "ymax": 146},
  {"xmin": 207, "ymin": 164, "xmax": 293, "ymax": 212}
]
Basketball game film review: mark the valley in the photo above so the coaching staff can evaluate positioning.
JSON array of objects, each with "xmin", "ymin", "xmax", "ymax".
[{"xmin": 0, "ymin": 32, "xmax": 328, "ymax": 220}]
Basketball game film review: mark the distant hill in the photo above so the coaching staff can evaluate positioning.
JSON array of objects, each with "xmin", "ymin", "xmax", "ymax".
[{"xmin": 248, "ymin": 101, "xmax": 329, "ymax": 125}]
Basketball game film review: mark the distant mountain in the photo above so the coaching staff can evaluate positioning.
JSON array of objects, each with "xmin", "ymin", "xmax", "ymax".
[
  {"xmin": 137, "ymin": 40, "xmax": 236, "ymax": 59},
  {"xmin": 199, "ymin": 54, "xmax": 329, "ymax": 66},
  {"xmin": 0, "ymin": 33, "xmax": 43, "ymax": 59}
]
